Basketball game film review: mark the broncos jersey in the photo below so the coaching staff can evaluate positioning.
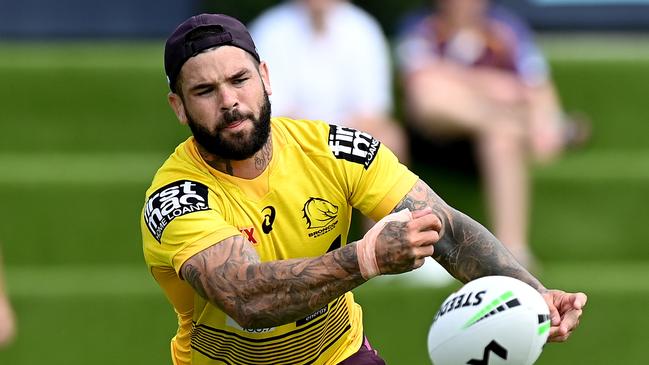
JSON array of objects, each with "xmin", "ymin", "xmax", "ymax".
[{"xmin": 141, "ymin": 117, "xmax": 419, "ymax": 365}]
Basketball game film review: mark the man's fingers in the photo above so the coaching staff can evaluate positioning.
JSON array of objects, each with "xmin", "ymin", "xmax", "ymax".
[
  {"xmin": 413, "ymin": 245, "xmax": 434, "ymax": 258},
  {"xmin": 548, "ymin": 327, "xmax": 572, "ymax": 343},
  {"xmin": 547, "ymin": 307, "xmax": 582, "ymax": 343},
  {"xmin": 560, "ymin": 308, "xmax": 583, "ymax": 333},
  {"xmin": 542, "ymin": 293, "xmax": 562, "ymax": 326},
  {"xmin": 410, "ymin": 207, "xmax": 432, "ymax": 219},
  {"xmin": 573, "ymin": 292, "xmax": 588, "ymax": 309},
  {"xmin": 410, "ymin": 210, "xmax": 442, "ymax": 233},
  {"xmin": 410, "ymin": 227, "xmax": 439, "ymax": 247},
  {"xmin": 413, "ymin": 258, "xmax": 426, "ymax": 269}
]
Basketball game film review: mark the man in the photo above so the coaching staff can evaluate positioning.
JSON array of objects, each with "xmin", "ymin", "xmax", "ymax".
[
  {"xmin": 141, "ymin": 13, "xmax": 586, "ymax": 365},
  {"xmin": 396, "ymin": 0, "xmax": 589, "ymax": 269}
]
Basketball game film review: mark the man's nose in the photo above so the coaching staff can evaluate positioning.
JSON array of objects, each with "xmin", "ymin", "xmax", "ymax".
[{"xmin": 219, "ymin": 86, "xmax": 239, "ymax": 111}]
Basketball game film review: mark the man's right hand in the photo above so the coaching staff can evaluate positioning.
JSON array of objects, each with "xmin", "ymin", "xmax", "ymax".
[{"xmin": 374, "ymin": 207, "xmax": 441, "ymax": 275}]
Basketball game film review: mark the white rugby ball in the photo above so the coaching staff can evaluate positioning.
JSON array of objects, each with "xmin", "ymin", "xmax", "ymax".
[{"xmin": 427, "ymin": 275, "xmax": 550, "ymax": 365}]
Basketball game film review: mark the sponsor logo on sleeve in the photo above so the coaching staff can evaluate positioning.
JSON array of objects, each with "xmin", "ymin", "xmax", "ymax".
[
  {"xmin": 144, "ymin": 180, "xmax": 209, "ymax": 242},
  {"xmin": 328, "ymin": 125, "xmax": 380, "ymax": 169}
]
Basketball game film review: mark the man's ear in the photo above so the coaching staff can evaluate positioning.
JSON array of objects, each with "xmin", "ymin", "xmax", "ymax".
[
  {"xmin": 168, "ymin": 92, "xmax": 188, "ymax": 125},
  {"xmin": 259, "ymin": 61, "xmax": 272, "ymax": 96}
]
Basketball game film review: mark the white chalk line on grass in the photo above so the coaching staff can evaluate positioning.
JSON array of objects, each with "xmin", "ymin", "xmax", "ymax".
[
  {"xmin": 5, "ymin": 265, "xmax": 161, "ymax": 297},
  {"xmin": 1, "ymin": 150, "xmax": 649, "ymax": 184},
  {"xmin": 5, "ymin": 261, "xmax": 649, "ymax": 297},
  {"xmin": 2, "ymin": 36, "xmax": 649, "ymax": 67},
  {"xmin": 539, "ymin": 33, "xmax": 649, "ymax": 62},
  {"xmin": 0, "ymin": 152, "xmax": 167, "ymax": 184},
  {"xmin": 360, "ymin": 261, "xmax": 649, "ymax": 294}
]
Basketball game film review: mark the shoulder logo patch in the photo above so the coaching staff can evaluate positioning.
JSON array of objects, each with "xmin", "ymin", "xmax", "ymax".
[
  {"xmin": 144, "ymin": 180, "xmax": 209, "ymax": 242},
  {"xmin": 328, "ymin": 125, "xmax": 380, "ymax": 169}
]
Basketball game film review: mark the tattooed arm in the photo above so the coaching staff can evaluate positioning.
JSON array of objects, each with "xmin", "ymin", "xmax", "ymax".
[
  {"xmin": 392, "ymin": 179, "xmax": 545, "ymax": 291},
  {"xmin": 180, "ymin": 204, "xmax": 439, "ymax": 329},
  {"xmin": 181, "ymin": 235, "xmax": 365, "ymax": 329},
  {"xmin": 394, "ymin": 179, "xmax": 589, "ymax": 343}
]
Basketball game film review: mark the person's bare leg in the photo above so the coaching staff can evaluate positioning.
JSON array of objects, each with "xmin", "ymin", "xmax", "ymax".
[
  {"xmin": 476, "ymin": 124, "xmax": 534, "ymax": 269},
  {"xmin": 0, "ymin": 248, "xmax": 16, "ymax": 348},
  {"xmin": 404, "ymin": 64, "xmax": 537, "ymax": 270}
]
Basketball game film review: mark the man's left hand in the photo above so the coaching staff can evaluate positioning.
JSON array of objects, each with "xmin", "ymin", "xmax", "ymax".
[{"xmin": 542, "ymin": 289, "xmax": 587, "ymax": 342}]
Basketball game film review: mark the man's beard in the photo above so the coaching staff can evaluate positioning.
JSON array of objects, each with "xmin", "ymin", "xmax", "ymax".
[{"xmin": 186, "ymin": 90, "xmax": 271, "ymax": 161}]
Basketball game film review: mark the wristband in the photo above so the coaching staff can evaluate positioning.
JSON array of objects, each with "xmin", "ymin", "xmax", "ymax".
[{"xmin": 356, "ymin": 208, "xmax": 412, "ymax": 280}]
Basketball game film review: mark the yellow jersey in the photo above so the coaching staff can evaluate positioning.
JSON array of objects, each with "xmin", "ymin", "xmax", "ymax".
[{"xmin": 141, "ymin": 117, "xmax": 418, "ymax": 365}]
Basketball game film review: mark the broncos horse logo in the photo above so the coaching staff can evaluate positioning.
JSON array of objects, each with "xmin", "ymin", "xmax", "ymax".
[{"xmin": 302, "ymin": 197, "xmax": 338, "ymax": 229}]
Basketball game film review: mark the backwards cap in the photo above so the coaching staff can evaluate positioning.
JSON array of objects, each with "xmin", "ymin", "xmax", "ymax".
[{"xmin": 164, "ymin": 13, "xmax": 260, "ymax": 92}]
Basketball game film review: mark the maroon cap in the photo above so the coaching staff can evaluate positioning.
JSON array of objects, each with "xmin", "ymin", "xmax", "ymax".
[{"xmin": 164, "ymin": 13, "xmax": 260, "ymax": 92}]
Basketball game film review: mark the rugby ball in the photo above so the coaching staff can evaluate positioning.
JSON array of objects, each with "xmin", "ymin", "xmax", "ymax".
[{"xmin": 427, "ymin": 276, "xmax": 550, "ymax": 365}]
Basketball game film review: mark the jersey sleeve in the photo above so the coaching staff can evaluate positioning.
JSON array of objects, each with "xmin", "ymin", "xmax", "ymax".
[
  {"xmin": 326, "ymin": 124, "xmax": 418, "ymax": 221},
  {"xmin": 141, "ymin": 179, "xmax": 241, "ymax": 274}
]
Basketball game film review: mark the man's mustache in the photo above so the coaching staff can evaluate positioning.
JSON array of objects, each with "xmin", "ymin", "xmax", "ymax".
[{"xmin": 222, "ymin": 108, "xmax": 254, "ymax": 125}]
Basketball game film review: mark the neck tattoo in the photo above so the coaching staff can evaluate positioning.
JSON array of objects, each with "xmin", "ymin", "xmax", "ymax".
[
  {"xmin": 198, "ymin": 137, "xmax": 273, "ymax": 177},
  {"xmin": 254, "ymin": 138, "xmax": 273, "ymax": 172}
]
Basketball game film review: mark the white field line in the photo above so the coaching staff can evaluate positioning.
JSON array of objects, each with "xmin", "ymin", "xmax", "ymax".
[
  {"xmin": 539, "ymin": 33, "xmax": 649, "ymax": 62},
  {"xmin": 5, "ymin": 265, "xmax": 161, "ymax": 297},
  {"xmin": 5, "ymin": 261, "xmax": 649, "ymax": 297},
  {"xmin": 360, "ymin": 261, "xmax": 649, "ymax": 294},
  {"xmin": 532, "ymin": 150, "xmax": 649, "ymax": 182},
  {"xmin": 2, "ymin": 150, "xmax": 649, "ymax": 185},
  {"xmin": 0, "ymin": 152, "xmax": 167, "ymax": 184},
  {"xmin": 2, "ymin": 36, "xmax": 649, "ymax": 66},
  {"xmin": 0, "ymin": 43, "xmax": 161, "ymax": 69}
]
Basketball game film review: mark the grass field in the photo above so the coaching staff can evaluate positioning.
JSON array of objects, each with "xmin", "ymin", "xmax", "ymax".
[{"xmin": 1, "ymin": 37, "xmax": 648, "ymax": 364}]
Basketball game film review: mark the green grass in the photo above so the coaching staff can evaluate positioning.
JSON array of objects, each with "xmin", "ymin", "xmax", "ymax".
[
  {"xmin": 1, "ymin": 39, "xmax": 648, "ymax": 364},
  {"xmin": 1, "ymin": 263, "xmax": 648, "ymax": 364},
  {"xmin": 1, "ymin": 295, "xmax": 175, "ymax": 364}
]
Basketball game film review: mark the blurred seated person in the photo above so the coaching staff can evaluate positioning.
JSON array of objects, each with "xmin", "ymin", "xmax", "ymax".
[
  {"xmin": 0, "ymin": 246, "xmax": 16, "ymax": 348},
  {"xmin": 396, "ymin": 0, "xmax": 589, "ymax": 269},
  {"xmin": 249, "ymin": 0, "xmax": 408, "ymax": 163}
]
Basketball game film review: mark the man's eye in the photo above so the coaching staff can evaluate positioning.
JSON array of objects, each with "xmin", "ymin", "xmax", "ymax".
[
  {"xmin": 233, "ymin": 77, "xmax": 248, "ymax": 85},
  {"xmin": 197, "ymin": 88, "xmax": 213, "ymax": 95}
]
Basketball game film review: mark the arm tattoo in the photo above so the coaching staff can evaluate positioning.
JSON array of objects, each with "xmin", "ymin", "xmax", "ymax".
[
  {"xmin": 181, "ymin": 235, "xmax": 365, "ymax": 328},
  {"xmin": 182, "ymin": 263, "xmax": 208, "ymax": 299},
  {"xmin": 393, "ymin": 179, "xmax": 545, "ymax": 291}
]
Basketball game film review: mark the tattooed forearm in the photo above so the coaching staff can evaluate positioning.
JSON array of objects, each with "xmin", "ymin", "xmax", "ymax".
[
  {"xmin": 181, "ymin": 235, "xmax": 365, "ymax": 328},
  {"xmin": 393, "ymin": 179, "xmax": 545, "ymax": 291}
]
